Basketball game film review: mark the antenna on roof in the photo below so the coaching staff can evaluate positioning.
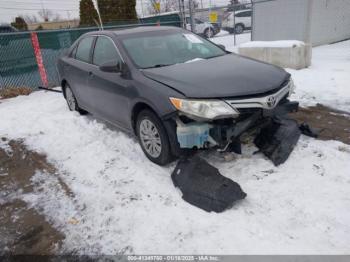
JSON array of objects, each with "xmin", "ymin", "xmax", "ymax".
[{"xmin": 94, "ymin": 0, "xmax": 104, "ymax": 30}]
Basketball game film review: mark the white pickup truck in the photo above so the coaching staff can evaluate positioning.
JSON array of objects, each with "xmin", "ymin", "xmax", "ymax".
[{"xmin": 222, "ymin": 9, "xmax": 252, "ymax": 34}]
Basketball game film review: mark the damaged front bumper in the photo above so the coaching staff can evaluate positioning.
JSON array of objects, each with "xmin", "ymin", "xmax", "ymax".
[
  {"xmin": 165, "ymin": 80, "xmax": 299, "ymax": 155},
  {"xmin": 174, "ymin": 99, "xmax": 299, "ymax": 151}
]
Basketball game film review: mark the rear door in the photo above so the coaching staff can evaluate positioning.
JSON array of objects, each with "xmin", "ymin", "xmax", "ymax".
[
  {"xmin": 88, "ymin": 35, "xmax": 132, "ymax": 129},
  {"xmin": 65, "ymin": 36, "xmax": 96, "ymax": 110}
]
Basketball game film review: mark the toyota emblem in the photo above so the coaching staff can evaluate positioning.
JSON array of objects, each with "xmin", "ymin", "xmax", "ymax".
[{"xmin": 266, "ymin": 96, "xmax": 277, "ymax": 108}]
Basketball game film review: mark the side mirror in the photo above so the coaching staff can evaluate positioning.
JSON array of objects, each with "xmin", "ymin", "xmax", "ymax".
[
  {"xmin": 218, "ymin": 44, "xmax": 226, "ymax": 50},
  {"xmin": 99, "ymin": 61, "xmax": 122, "ymax": 73}
]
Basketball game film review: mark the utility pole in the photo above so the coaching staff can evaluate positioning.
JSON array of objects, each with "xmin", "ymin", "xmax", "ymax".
[
  {"xmin": 233, "ymin": 8, "xmax": 236, "ymax": 46},
  {"xmin": 140, "ymin": 0, "xmax": 145, "ymax": 18},
  {"xmin": 178, "ymin": 0, "xmax": 186, "ymax": 28},
  {"xmin": 189, "ymin": 0, "xmax": 195, "ymax": 32}
]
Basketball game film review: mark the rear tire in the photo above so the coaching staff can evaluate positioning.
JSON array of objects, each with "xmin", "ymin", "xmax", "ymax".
[
  {"xmin": 235, "ymin": 24, "xmax": 244, "ymax": 34},
  {"xmin": 64, "ymin": 84, "xmax": 88, "ymax": 115},
  {"xmin": 136, "ymin": 109, "xmax": 173, "ymax": 166}
]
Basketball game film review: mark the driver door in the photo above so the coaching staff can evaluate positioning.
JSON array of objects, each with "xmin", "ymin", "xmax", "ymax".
[{"xmin": 88, "ymin": 36, "xmax": 131, "ymax": 129}]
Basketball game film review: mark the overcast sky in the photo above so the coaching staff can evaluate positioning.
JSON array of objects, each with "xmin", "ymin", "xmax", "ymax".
[{"xmin": 0, "ymin": 0, "xmax": 234, "ymax": 24}]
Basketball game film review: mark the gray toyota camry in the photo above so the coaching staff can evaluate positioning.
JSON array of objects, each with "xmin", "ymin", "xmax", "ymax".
[{"xmin": 57, "ymin": 26, "xmax": 297, "ymax": 165}]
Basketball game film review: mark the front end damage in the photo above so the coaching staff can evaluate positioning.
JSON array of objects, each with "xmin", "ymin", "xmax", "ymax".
[{"xmin": 166, "ymin": 79, "xmax": 300, "ymax": 164}]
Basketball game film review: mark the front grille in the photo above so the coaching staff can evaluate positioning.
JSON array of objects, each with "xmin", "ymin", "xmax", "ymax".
[{"xmin": 225, "ymin": 80, "xmax": 291, "ymax": 110}]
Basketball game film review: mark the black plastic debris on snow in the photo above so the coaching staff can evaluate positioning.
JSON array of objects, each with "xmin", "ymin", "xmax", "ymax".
[
  {"xmin": 254, "ymin": 117, "xmax": 301, "ymax": 166},
  {"xmin": 299, "ymin": 122, "xmax": 320, "ymax": 138},
  {"xmin": 171, "ymin": 156, "xmax": 247, "ymax": 213}
]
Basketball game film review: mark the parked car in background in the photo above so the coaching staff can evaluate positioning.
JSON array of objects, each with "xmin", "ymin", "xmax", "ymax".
[
  {"xmin": 185, "ymin": 17, "xmax": 220, "ymax": 38},
  {"xmin": 222, "ymin": 9, "xmax": 252, "ymax": 34},
  {"xmin": 0, "ymin": 24, "xmax": 18, "ymax": 46},
  {"xmin": 57, "ymin": 26, "xmax": 296, "ymax": 166},
  {"xmin": 0, "ymin": 24, "xmax": 18, "ymax": 34}
]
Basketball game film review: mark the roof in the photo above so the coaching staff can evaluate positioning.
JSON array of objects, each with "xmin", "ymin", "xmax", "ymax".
[
  {"xmin": 111, "ymin": 26, "xmax": 181, "ymax": 35},
  {"xmin": 82, "ymin": 26, "xmax": 183, "ymax": 38}
]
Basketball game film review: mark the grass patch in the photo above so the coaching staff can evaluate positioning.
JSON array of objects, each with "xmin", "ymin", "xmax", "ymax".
[{"xmin": 0, "ymin": 87, "xmax": 33, "ymax": 99}]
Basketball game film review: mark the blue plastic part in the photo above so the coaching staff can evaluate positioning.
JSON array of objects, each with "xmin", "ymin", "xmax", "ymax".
[{"xmin": 176, "ymin": 123, "xmax": 211, "ymax": 149}]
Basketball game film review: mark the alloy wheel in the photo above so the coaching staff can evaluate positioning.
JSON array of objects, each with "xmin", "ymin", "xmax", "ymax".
[{"xmin": 139, "ymin": 119, "xmax": 162, "ymax": 158}]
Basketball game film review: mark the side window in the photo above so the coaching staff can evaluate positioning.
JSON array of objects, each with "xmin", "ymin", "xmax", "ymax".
[
  {"xmin": 75, "ymin": 36, "xmax": 94, "ymax": 63},
  {"xmin": 236, "ymin": 11, "xmax": 251, "ymax": 17},
  {"xmin": 93, "ymin": 36, "xmax": 122, "ymax": 66},
  {"xmin": 243, "ymin": 11, "xmax": 251, "ymax": 17}
]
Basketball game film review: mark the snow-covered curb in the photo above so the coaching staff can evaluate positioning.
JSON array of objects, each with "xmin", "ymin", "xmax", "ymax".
[{"xmin": 240, "ymin": 40, "xmax": 305, "ymax": 48}]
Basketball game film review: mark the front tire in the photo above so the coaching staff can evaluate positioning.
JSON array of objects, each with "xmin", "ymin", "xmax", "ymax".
[
  {"xmin": 64, "ymin": 84, "xmax": 87, "ymax": 115},
  {"xmin": 136, "ymin": 109, "xmax": 173, "ymax": 166}
]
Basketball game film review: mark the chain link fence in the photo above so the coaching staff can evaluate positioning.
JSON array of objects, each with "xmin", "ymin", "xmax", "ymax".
[
  {"xmin": 0, "ymin": 0, "xmax": 253, "ymax": 90},
  {"xmin": 0, "ymin": 20, "xmax": 181, "ymax": 90}
]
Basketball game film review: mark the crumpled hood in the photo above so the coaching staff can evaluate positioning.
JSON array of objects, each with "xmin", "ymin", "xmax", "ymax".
[{"xmin": 142, "ymin": 54, "xmax": 290, "ymax": 98}]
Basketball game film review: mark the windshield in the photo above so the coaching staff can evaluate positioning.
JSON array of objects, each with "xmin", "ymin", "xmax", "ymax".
[{"xmin": 121, "ymin": 32, "xmax": 226, "ymax": 69}]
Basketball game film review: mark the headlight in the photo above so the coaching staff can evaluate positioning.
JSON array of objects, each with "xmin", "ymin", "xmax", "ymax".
[{"xmin": 170, "ymin": 97, "xmax": 239, "ymax": 120}]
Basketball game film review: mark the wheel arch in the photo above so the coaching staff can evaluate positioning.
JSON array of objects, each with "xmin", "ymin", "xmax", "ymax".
[
  {"xmin": 204, "ymin": 27, "xmax": 214, "ymax": 34},
  {"xmin": 131, "ymin": 102, "xmax": 159, "ymax": 134},
  {"xmin": 235, "ymin": 23, "xmax": 245, "ymax": 28}
]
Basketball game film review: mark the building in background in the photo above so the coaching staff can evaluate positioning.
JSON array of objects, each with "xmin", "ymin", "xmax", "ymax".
[
  {"xmin": 252, "ymin": 0, "xmax": 350, "ymax": 46},
  {"xmin": 27, "ymin": 19, "xmax": 80, "ymax": 31}
]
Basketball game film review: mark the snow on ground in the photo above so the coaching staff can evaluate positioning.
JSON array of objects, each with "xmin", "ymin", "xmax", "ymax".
[
  {"xmin": 0, "ymin": 37, "xmax": 350, "ymax": 255},
  {"xmin": 288, "ymin": 40, "xmax": 350, "ymax": 112},
  {"xmin": 0, "ymin": 94, "xmax": 350, "ymax": 254}
]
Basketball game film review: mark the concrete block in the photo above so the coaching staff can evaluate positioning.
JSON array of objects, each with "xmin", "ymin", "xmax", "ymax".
[{"xmin": 238, "ymin": 41, "xmax": 312, "ymax": 70}]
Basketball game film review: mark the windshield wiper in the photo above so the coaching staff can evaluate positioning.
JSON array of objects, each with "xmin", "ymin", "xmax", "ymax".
[
  {"xmin": 205, "ymin": 54, "xmax": 226, "ymax": 60},
  {"xmin": 145, "ymin": 64, "xmax": 173, "ymax": 69}
]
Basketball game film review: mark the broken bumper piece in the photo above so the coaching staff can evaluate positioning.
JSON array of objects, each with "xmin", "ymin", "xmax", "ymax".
[
  {"xmin": 172, "ymin": 156, "xmax": 247, "ymax": 212},
  {"xmin": 254, "ymin": 117, "xmax": 301, "ymax": 166}
]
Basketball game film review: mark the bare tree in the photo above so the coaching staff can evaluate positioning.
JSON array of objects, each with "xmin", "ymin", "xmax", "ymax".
[
  {"xmin": 185, "ymin": 0, "xmax": 199, "ymax": 9},
  {"xmin": 38, "ymin": 9, "xmax": 53, "ymax": 22},
  {"xmin": 22, "ymin": 14, "xmax": 38, "ymax": 24},
  {"xmin": 147, "ymin": 0, "xmax": 178, "ymax": 15},
  {"xmin": 52, "ymin": 13, "xmax": 61, "ymax": 22}
]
